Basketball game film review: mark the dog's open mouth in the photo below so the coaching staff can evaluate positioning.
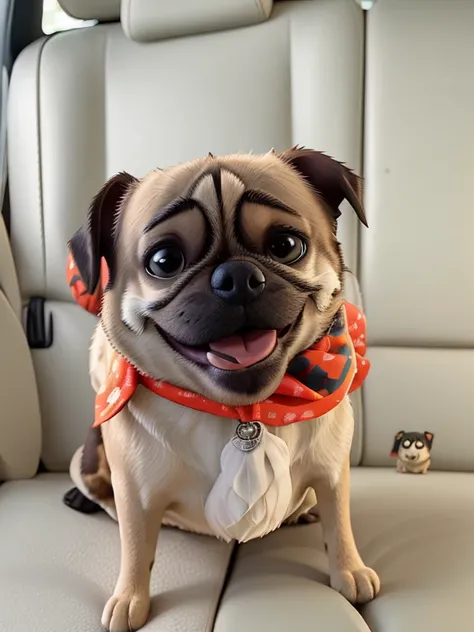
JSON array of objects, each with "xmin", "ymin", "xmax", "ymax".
[{"xmin": 161, "ymin": 324, "xmax": 292, "ymax": 371}]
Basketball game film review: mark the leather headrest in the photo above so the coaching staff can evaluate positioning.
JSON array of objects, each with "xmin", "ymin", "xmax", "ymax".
[
  {"xmin": 121, "ymin": 0, "xmax": 273, "ymax": 43},
  {"xmin": 58, "ymin": 0, "xmax": 120, "ymax": 21}
]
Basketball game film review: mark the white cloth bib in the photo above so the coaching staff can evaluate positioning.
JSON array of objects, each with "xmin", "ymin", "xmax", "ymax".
[{"xmin": 204, "ymin": 425, "xmax": 292, "ymax": 542}]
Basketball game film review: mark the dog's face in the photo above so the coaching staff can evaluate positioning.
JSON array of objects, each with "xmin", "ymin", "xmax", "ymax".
[
  {"xmin": 392, "ymin": 431, "xmax": 434, "ymax": 464},
  {"xmin": 70, "ymin": 148, "xmax": 366, "ymax": 405}
]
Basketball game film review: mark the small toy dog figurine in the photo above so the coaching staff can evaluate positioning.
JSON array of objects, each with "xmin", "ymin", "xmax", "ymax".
[{"xmin": 391, "ymin": 431, "xmax": 434, "ymax": 474}]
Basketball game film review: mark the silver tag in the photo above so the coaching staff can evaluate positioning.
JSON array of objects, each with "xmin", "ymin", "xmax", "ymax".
[{"xmin": 231, "ymin": 422, "xmax": 263, "ymax": 452}]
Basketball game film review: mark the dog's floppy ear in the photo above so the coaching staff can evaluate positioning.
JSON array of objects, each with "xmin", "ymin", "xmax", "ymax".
[
  {"xmin": 279, "ymin": 146, "xmax": 367, "ymax": 227},
  {"xmin": 424, "ymin": 431, "xmax": 434, "ymax": 450},
  {"xmin": 68, "ymin": 172, "xmax": 138, "ymax": 294},
  {"xmin": 390, "ymin": 431, "xmax": 405, "ymax": 457}
]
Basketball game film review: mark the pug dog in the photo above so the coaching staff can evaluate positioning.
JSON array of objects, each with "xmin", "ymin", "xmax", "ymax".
[{"xmin": 65, "ymin": 148, "xmax": 380, "ymax": 632}]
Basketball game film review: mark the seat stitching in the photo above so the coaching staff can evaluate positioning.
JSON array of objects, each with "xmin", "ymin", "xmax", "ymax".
[
  {"xmin": 204, "ymin": 542, "xmax": 237, "ymax": 632},
  {"xmin": 35, "ymin": 36, "xmax": 51, "ymax": 294}
]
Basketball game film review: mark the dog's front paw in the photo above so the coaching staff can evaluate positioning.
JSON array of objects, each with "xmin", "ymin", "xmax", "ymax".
[
  {"xmin": 101, "ymin": 591, "xmax": 150, "ymax": 632},
  {"xmin": 330, "ymin": 566, "xmax": 380, "ymax": 604}
]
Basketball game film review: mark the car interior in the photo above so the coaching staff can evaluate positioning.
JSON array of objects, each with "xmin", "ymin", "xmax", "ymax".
[{"xmin": 1, "ymin": 0, "xmax": 473, "ymax": 630}]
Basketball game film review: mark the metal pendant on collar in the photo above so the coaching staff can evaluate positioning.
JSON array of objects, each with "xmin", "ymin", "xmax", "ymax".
[{"xmin": 232, "ymin": 422, "xmax": 263, "ymax": 452}]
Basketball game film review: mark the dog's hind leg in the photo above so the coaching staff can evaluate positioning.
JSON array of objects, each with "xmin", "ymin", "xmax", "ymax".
[
  {"xmin": 284, "ymin": 489, "xmax": 321, "ymax": 525},
  {"xmin": 296, "ymin": 504, "xmax": 321, "ymax": 524},
  {"xmin": 63, "ymin": 426, "xmax": 117, "ymax": 520}
]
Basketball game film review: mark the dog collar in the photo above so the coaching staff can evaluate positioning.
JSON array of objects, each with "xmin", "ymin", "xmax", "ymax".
[{"xmin": 66, "ymin": 252, "xmax": 370, "ymax": 428}]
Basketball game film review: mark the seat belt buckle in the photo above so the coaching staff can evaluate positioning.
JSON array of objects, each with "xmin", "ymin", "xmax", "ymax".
[{"xmin": 26, "ymin": 296, "xmax": 53, "ymax": 348}]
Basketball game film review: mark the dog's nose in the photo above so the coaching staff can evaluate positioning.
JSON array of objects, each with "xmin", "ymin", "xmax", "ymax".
[{"xmin": 211, "ymin": 261, "xmax": 265, "ymax": 305}]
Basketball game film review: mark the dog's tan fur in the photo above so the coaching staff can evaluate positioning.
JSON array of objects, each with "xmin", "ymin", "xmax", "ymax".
[{"xmin": 69, "ymin": 150, "xmax": 380, "ymax": 632}]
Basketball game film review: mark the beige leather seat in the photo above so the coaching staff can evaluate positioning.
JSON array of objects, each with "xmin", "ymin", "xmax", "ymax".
[{"xmin": 1, "ymin": 0, "xmax": 473, "ymax": 630}]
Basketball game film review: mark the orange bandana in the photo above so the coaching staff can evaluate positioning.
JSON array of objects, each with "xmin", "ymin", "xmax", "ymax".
[{"xmin": 67, "ymin": 252, "xmax": 370, "ymax": 428}]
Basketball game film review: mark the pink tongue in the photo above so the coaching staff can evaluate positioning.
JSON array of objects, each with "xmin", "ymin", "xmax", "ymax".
[{"xmin": 207, "ymin": 330, "xmax": 277, "ymax": 371}]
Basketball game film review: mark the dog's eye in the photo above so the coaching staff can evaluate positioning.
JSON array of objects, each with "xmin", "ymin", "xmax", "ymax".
[
  {"xmin": 267, "ymin": 232, "xmax": 306, "ymax": 264},
  {"xmin": 145, "ymin": 244, "xmax": 185, "ymax": 279},
  {"xmin": 415, "ymin": 441, "xmax": 424, "ymax": 449},
  {"xmin": 402, "ymin": 439, "xmax": 411, "ymax": 448}
]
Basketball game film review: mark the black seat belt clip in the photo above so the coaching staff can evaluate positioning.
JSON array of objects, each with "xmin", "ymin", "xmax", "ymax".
[{"xmin": 26, "ymin": 297, "xmax": 53, "ymax": 348}]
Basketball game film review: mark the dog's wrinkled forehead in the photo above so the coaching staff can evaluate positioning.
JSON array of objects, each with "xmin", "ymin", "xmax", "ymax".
[
  {"xmin": 68, "ymin": 147, "xmax": 366, "ymax": 299},
  {"xmin": 118, "ymin": 153, "xmax": 330, "ymax": 250}
]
